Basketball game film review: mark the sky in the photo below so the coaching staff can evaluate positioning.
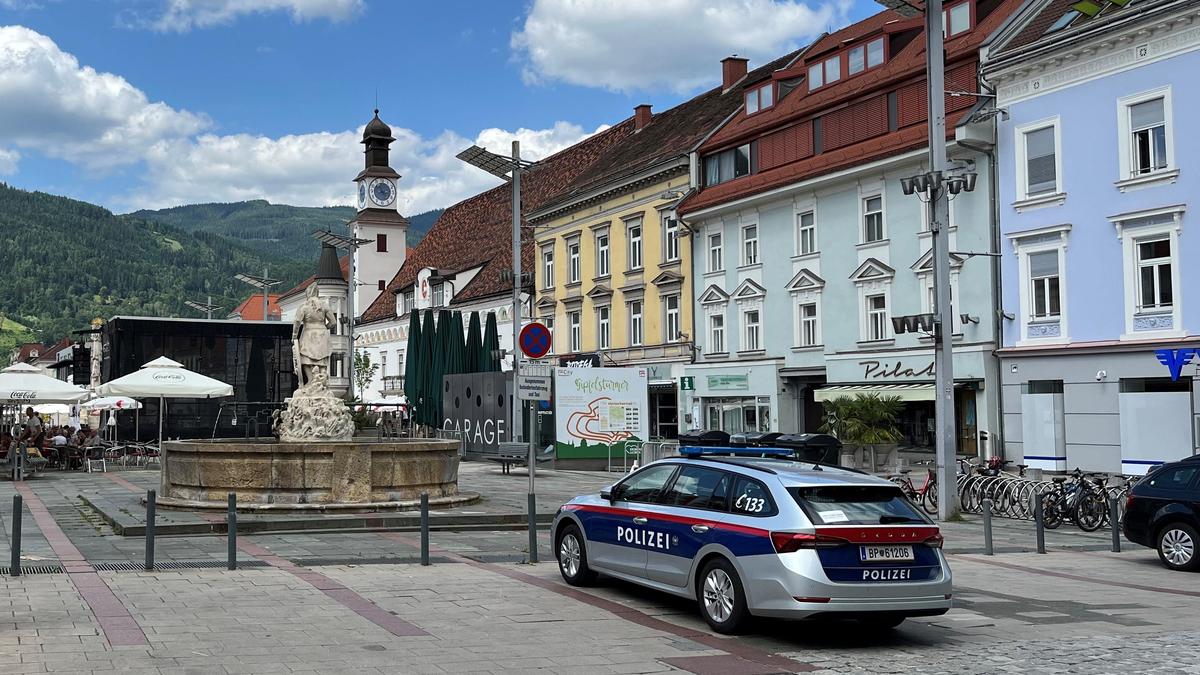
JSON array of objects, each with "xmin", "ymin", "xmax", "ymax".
[{"xmin": 0, "ymin": 0, "xmax": 876, "ymax": 216}]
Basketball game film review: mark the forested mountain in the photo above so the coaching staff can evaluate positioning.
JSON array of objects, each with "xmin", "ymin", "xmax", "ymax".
[
  {"xmin": 129, "ymin": 200, "xmax": 443, "ymax": 260},
  {"xmin": 0, "ymin": 183, "xmax": 310, "ymax": 340}
]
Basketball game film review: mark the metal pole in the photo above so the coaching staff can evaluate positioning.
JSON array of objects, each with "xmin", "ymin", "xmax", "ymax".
[
  {"xmin": 511, "ymin": 140, "xmax": 523, "ymax": 437},
  {"xmin": 261, "ymin": 267, "xmax": 270, "ymax": 321},
  {"xmin": 227, "ymin": 492, "xmax": 237, "ymax": 570},
  {"xmin": 145, "ymin": 490, "xmax": 156, "ymax": 571},
  {"xmin": 1110, "ymin": 495, "xmax": 1121, "ymax": 553},
  {"xmin": 10, "ymin": 494, "xmax": 21, "ymax": 577},
  {"xmin": 982, "ymin": 498, "xmax": 994, "ymax": 556},
  {"xmin": 346, "ymin": 244, "xmax": 357, "ymax": 401},
  {"xmin": 1034, "ymin": 495, "xmax": 1046, "ymax": 554},
  {"xmin": 527, "ymin": 401, "xmax": 538, "ymax": 563},
  {"xmin": 420, "ymin": 493, "xmax": 430, "ymax": 566},
  {"xmin": 925, "ymin": 0, "xmax": 958, "ymax": 522}
]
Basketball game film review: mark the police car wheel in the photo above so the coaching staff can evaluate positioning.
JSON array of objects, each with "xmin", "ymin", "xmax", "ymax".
[
  {"xmin": 556, "ymin": 525, "xmax": 597, "ymax": 586},
  {"xmin": 698, "ymin": 558, "xmax": 748, "ymax": 634}
]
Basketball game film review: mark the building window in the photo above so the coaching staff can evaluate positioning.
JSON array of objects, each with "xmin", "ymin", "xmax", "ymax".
[
  {"xmin": 432, "ymin": 283, "xmax": 445, "ymax": 308},
  {"xmin": 1118, "ymin": 88, "xmax": 1174, "ymax": 182},
  {"xmin": 742, "ymin": 224, "xmax": 758, "ymax": 266},
  {"xmin": 862, "ymin": 195, "xmax": 884, "ymax": 243},
  {"xmin": 629, "ymin": 301, "xmax": 643, "ymax": 346},
  {"xmin": 402, "ymin": 289, "xmax": 414, "ymax": 314},
  {"xmin": 1029, "ymin": 251, "xmax": 1061, "ymax": 320},
  {"xmin": 376, "ymin": 233, "xmax": 388, "ymax": 253},
  {"xmin": 627, "ymin": 220, "xmax": 643, "ymax": 270},
  {"xmin": 709, "ymin": 314, "xmax": 725, "ymax": 354},
  {"xmin": 568, "ymin": 239, "xmax": 581, "ymax": 283},
  {"xmin": 568, "ymin": 311, "xmax": 582, "ymax": 352},
  {"xmin": 744, "ymin": 83, "xmax": 774, "ymax": 115},
  {"xmin": 664, "ymin": 295, "xmax": 681, "ymax": 342},
  {"xmin": 663, "ymin": 215, "xmax": 680, "ymax": 262},
  {"xmin": 1022, "ymin": 124, "xmax": 1059, "ymax": 198},
  {"xmin": 703, "ymin": 144, "xmax": 751, "ymax": 186},
  {"xmin": 708, "ymin": 232, "xmax": 724, "ymax": 272},
  {"xmin": 848, "ymin": 45, "xmax": 865, "ymax": 75},
  {"xmin": 866, "ymin": 294, "xmax": 889, "ymax": 341},
  {"xmin": 867, "ymin": 37, "xmax": 884, "ymax": 68},
  {"xmin": 798, "ymin": 302, "xmax": 819, "ymax": 347},
  {"xmin": 743, "ymin": 309, "xmax": 761, "ymax": 351},
  {"xmin": 541, "ymin": 248, "xmax": 554, "ymax": 289},
  {"xmin": 596, "ymin": 232, "xmax": 610, "ymax": 277},
  {"xmin": 597, "ymin": 306, "xmax": 610, "ymax": 350},
  {"xmin": 377, "ymin": 280, "xmax": 386, "ymax": 291},
  {"xmin": 944, "ymin": 1, "xmax": 971, "ymax": 37},
  {"xmin": 1136, "ymin": 238, "xmax": 1173, "ymax": 312},
  {"xmin": 330, "ymin": 353, "xmax": 344, "ymax": 379},
  {"xmin": 796, "ymin": 211, "xmax": 816, "ymax": 255}
]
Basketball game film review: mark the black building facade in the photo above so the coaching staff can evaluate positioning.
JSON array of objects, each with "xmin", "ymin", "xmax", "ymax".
[{"xmin": 101, "ymin": 317, "xmax": 296, "ymax": 440}]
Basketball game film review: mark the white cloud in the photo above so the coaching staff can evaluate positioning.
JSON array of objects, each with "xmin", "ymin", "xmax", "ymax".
[
  {"xmin": 0, "ymin": 148, "xmax": 17, "ymax": 175},
  {"xmin": 512, "ymin": 0, "xmax": 844, "ymax": 94},
  {"xmin": 142, "ymin": 0, "xmax": 364, "ymax": 32},
  {"xmin": 0, "ymin": 25, "xmax": 209, "ymax": 170}
]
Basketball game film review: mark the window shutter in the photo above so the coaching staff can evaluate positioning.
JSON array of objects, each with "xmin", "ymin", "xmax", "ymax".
[
  {"xmin": 1028, "ymin": 251, "xmax": 1058, "ymax": 277},
  {"xmin": 1130, "ymin": 98, "xmax": 1164, "ymax": 129}
]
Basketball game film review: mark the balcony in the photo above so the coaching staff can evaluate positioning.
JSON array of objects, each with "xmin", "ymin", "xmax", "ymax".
[{"xmin": 380, "ymin": 375, "xmax": 404, "ymax": 395}]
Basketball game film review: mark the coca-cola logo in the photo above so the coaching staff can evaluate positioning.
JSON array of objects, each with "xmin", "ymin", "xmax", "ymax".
[
  {"xmin": 152, "ymin": 372, "xmax": 185, "ymax": 382},
  {"xmin": 7, "ymin": 391, "xmax": 36, "ymax": 400}
]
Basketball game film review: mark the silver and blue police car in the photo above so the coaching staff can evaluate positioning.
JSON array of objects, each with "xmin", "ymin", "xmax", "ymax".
[{"xmin": 552, "ymin": 449, "xmax": 952, "ymax": 633}]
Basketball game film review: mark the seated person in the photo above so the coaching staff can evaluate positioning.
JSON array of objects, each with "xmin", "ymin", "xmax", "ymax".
[{"xmin": 52, "ymin": 430, "xmax": 69, "ymax": 447}]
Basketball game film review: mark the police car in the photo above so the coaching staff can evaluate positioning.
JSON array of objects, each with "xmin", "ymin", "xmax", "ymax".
[{"xmin": 552, "ymin": 448, "xmax": 952, "ymax": 633}]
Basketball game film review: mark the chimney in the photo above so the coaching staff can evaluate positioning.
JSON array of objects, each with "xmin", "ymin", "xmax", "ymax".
[
  {"xmin": 721, "ymin": 56, "xmax": 749, "ymax": 90},
  {"xmin": 634, "ymin": 104, "xmax": 652, "ymax": 131}
]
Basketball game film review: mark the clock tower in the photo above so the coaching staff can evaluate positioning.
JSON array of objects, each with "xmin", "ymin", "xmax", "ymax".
[{"xmin": 350, "ymin": 110, "xmax": 409, "ymax": 317}]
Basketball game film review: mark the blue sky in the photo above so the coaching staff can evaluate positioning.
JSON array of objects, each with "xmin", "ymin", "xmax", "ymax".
[{"xmin": 0, "ymin": 0, "xmax": 876, "ymax": 214}]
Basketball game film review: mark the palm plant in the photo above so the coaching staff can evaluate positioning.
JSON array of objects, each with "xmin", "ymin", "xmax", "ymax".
[{"xmin": 820, "ymin": 394, "xmax": 903, "ymax": 469}]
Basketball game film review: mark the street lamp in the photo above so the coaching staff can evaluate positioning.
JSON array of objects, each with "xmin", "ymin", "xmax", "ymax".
[
  {"xmin": 876, "ymin": 0, "xmax": 962, "ymax": 520},
  {"xmin": 313, "ymin": 229, "xmax": 372, "ymax": 401},
  {"xmin": 185, "ymin": 297, "xmax": 221, "ymax": 320},
  {"xmin": 235, "ymin": 268, "xmax": 281, "ymax": 323},
  {"xmin": 456, "ymin": 141, "xmax": 539, "ymax": 562}
]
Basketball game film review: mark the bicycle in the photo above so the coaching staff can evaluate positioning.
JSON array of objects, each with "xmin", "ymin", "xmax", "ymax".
[
  {"xmin": 888, "ymin": 459, "xmax": 938, "ymax": 515},
  {"xmin": 1041, "ymin": 469, "xmax": 1108, "ymax": 531}
]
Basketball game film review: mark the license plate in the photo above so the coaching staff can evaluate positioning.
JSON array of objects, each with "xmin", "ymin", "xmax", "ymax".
[{"xmin": 859, "ymin": 545, "xmax": 914, "ymax": 563}]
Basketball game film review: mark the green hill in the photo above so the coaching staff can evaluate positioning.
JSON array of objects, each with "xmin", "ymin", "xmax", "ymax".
[
  {"xmin": 0, "ymin": 183, "xmax": 310, "ymax": 340},
  {"xmin": 129, "ymin": 200, "xmax": 443, "ymax": 261}
]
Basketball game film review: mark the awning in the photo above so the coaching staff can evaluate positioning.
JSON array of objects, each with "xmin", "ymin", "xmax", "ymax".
[{"xmin": 814, "ymin": 383, "xmax": 934, "ymax": 402}]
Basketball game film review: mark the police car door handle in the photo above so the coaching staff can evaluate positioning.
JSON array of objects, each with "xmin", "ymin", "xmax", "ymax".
[
  {"xmin": 691, "ymin": 524, "xmax": 710, "ymax": 533},
  {"xmin": 632, "ymin": 517, "xmax": 648, "ymax": 524}
]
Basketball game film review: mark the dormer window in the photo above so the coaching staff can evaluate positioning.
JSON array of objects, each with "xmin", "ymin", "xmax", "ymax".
[
  {"xmin": 745, "ymin": 83, "xmax": 774, "ymax": 115},
  {"xmin": 944, "ymin": 1, "xmax": 972, "ymax": 37},
  {"xmin": 808, "ymin": 36, "xmax": 885, "ymax": 91}
]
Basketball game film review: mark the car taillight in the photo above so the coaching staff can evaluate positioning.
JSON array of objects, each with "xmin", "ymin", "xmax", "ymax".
[
  {"xmin": 771, "ymin": 531, "xmax": 847, "ymax": 553},
  {"xmin": 923, "ymin": 533, "xmax": 944, "ymax": 549},
  {"xmin": 1126, "ymin": 492, "xmax": 1136, "ymax": 511}
]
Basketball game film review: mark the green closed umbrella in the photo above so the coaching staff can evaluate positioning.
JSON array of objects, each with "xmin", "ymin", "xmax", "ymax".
[
  {"xmin": 430, "ymin": 309, "xmax": 453, "ymax": 426},
  {"xmin": 418, "ymin": 309, "xmax": 437, "ymax": 427},
  {"xmin": 465, "ymin": 312, "xmax": 484, "ymax": 373},
  {"xmin": 403, "ymin": 310, "xmax": 422, "ymax": 409},
  {"xmin": 446, "ymin": 311, "xmax": 467, "ymax": 376},
  {"xmin": 482, "ymin": 311, "xmax": 501, "ymax": 373}
]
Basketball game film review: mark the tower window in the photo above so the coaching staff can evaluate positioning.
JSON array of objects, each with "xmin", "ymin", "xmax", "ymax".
[
  {"xmin": 377, "ymin": 234, "xmax": 388, "ymax": 253},
  {"xmin": 378, "ymin": 280, "xmax": 386, "ymax": 291}
]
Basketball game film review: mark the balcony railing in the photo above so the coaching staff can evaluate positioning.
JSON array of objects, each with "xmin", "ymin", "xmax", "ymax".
[{"xmin": 380, "ymin": 375, "xmax": 404, "ymax": 395}]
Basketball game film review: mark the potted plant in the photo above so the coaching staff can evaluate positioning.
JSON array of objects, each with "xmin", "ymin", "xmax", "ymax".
[{"xmin": 820, "ymin": 393, "xmax": 903, "ymax": 472}]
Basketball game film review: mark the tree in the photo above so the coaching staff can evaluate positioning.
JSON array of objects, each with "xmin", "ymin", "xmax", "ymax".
[
  {"xmin": 353, "ymin": 350, "xmax": 379, "ymax": 400},
  {"xmin": 820, "ymin": 394, "xmax": 903, "ymax": 469}
]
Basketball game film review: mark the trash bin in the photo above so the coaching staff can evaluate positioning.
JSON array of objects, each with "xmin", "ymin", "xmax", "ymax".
[
  {"xmin": 677, "ymin": 429, "xmax": 731, "ymax": 447},
  {"xmin": 775, "ymin": 433, "xmax": 843, "ymax": 466},
  {"xmin": 729, "ymin": 432, "xmax": 782, "ymax": 448}
]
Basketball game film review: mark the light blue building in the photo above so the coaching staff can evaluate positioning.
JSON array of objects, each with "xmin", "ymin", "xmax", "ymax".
[{"xmin": 985, "ymin": 0, "xmax": 1200, "ymax": 474}]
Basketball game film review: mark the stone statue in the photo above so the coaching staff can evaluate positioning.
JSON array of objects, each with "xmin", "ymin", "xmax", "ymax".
[{"xmin": 275, "ymin": 285, "xmax": 354, "ymax": 442}]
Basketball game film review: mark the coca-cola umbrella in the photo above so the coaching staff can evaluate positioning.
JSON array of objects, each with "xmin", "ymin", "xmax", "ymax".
[
  {"xmin": 97, "ymin": 356, "xmax": 232, "ymax": 449},
  {"xmin": 85, "ymin": 396, "xmax": 145, "ymax": 443},
  {"xmin": 0, "ymin": 363, "xmax": 91, "ymax": 404}
]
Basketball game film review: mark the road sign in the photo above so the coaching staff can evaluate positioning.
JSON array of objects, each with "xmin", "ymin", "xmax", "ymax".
[
  {"xmin": 519, "ymin": 322, "xmax": 552, "ymax": 359},
  {"xmin": 517, "ymin": 374, "xmax": 552, "ymax": 401},
  {"xmin": 679, "ymin": 376, "xmax": 695, "ymax": 391}
]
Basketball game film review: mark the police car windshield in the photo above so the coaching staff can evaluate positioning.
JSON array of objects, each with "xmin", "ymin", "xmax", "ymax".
[{"xmin": 789, "ymin": 486, "xmax": 930, "ymax": 526}]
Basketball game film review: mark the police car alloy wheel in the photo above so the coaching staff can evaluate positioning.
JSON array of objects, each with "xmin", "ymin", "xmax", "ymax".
[
  {"xmin": 698, "ymin": 558, "xmax": 748, "ymax": 634},
  {"xmin": 556, "ymin": 525, "xmax": 597, "ymax": 585}
]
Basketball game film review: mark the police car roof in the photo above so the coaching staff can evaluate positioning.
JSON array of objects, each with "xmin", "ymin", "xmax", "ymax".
[{"xmin": 661, "ymin": 456, "xmax": 893, "ymax": 488}]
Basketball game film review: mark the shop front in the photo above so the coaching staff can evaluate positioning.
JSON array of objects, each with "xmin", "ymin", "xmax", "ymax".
[{"xmin": 683, "ymin": 358, "xmax": 784, "ymax": 435}]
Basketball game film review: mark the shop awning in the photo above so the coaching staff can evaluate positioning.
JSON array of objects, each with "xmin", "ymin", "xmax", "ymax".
[{"xmin": 813, "ymin": 383, "xmax": 935, "ymax": 402}]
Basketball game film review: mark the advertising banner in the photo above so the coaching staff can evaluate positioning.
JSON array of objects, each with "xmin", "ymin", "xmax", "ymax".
[{"xmin": 553, "ymin": 367, "xmax": 648, "ymax": 460}]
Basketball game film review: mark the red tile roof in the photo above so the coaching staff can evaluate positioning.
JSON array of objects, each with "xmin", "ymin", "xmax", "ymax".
[
  {"xmin": 13, "ymin": 342, "xmax": 46, "ymax": 363},
  {"xmin": 230, "ymin": 293, "xmax": 282, "ymax": 321},
  {"xmin": 359, "ymin": 119, "xmax": 638, "ymax": 324},
  {"xmin": 993, "ymin": 0, "xmax": 1145, "ymax": 56},
  {"xmin": 279, "ymin": 255, "xmax": 349, "ymax": 301},
  {"xmin": 680, "ymin": 0, "xmax": 1024, "ymax": 215}
]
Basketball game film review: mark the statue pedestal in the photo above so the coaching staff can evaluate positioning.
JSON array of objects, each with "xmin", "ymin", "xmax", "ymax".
[{"xmin": 276, "ymin": 394, "xmax": 355, "ymax": 442}]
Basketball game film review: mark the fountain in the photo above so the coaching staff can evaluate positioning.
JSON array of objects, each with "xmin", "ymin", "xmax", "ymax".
[{"xmin": 157, "ymin": 285, "xmax": 476, "ymax": 510}]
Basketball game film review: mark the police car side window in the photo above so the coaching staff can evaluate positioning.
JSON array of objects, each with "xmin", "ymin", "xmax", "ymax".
[
  {"xmin": 730, "ymin": 476, "xmax": 776, "ymax": 517},
  {"xmin": 661, "ymin": 466, "xmax": 730, "ymax": 511},
  {"xmin": 615, "ymin": 465, "xmax": 679, "ymax": 503}
]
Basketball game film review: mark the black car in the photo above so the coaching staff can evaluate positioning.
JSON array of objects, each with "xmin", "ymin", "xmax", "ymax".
[{"xmin": 1123, "ymin": 457, "xmax": 1200, "ymax": 571}]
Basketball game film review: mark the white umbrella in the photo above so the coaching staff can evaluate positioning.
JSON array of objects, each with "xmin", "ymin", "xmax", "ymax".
[
  {"xmin": 98, "ymin": 356, "xmax": 233, "ymax": 448},
  {"xmin": 83, "ymin": 396, "xmax": 143, "ymax": 411},
  {"xmin": 0, "ymin": 363, "xmax": 91, "ymax": 403}
]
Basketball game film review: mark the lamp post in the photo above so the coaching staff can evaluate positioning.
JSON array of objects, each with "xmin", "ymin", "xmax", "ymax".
[
  {"xmin": 313, "ymin": 230, "xmax": 372, "ymax": 401},
  {"xmin": 235, "ymin": 268, "xmax": 281, "ymax": 323},
  {"xmin": 185, "ymin": 297, "xmax": 220, "ymax": 320},
  {"xmin": 877, "ymin": 0, "xmax": 968, "ymax": 520}
]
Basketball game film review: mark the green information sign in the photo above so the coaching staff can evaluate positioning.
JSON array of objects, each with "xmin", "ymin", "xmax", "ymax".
[
  {"xmin": 707, "ymin": 374, "xmax": 749, "ymax": 391},
  {"xmin": 679, "ymin": 376, "xmax": 695, "ymax": 391}
]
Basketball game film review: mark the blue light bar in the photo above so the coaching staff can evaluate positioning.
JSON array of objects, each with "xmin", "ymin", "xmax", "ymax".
[{"xmin": 679, "ymin": 446, "xmax": 793, "ymax": 458}]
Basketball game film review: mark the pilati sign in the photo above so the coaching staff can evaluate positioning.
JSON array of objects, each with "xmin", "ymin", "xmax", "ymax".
[{"xmin": 860, "ymin": 359, "xmax": 935, "ymax": 379}]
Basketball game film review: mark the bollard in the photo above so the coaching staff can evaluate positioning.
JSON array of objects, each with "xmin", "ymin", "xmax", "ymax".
[
  {"xmin": 1110, "ymin": 495, "xmax": 1121, "ymax": 553},
  {"xmin": 419, "ymin": 493, "xmax": 430, "ymax": 567},
  {"xmin": 982, "ymin": 498, "xmax": 994, "ymax": 556},
  {"xmin": 227, "ymin": 493, "xmax": 237, "ymax": 570},
  {"xmin": 145, "ymin": 490, "xmax": 156, "ymax": 571},
  {"xmin": 1034, "ymin": 495, "xmax": 1046, "ymax": 554},
  {"xmin": 10, "ymin": 494, "xmax": 21, "ymax": 577},
  {"xmin": 527, "ymin": 492, "xmax": 538, "ymax": 564}
]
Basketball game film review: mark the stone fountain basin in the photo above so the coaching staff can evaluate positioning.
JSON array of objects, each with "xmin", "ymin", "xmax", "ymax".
[{"xmin": 158, "ymin": 438, "xmax": 479, "ymax": 511}]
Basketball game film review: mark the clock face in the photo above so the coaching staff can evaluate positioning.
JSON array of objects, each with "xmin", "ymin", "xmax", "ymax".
[
  {"xmin": 357, "ymin": 182, "xmax": 367, "ymax": 209},
  {"xmin": 369, "ymin": 178, "xmax": 396, "ymax": 207}
]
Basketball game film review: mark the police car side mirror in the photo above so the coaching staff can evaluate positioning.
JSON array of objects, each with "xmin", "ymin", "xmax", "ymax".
[{"xmin": 600, "ymin": 488, "xmax": 614, "ymax": 502}]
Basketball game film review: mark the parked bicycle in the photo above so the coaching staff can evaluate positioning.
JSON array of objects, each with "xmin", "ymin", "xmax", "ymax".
[
  {"xmin": 1040, "ymin": 468, "xmax": 1108, "ymax": 532},
  {"xmin": 888, "ymin": 459, "xmax": 938, "ymax": 516}
]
